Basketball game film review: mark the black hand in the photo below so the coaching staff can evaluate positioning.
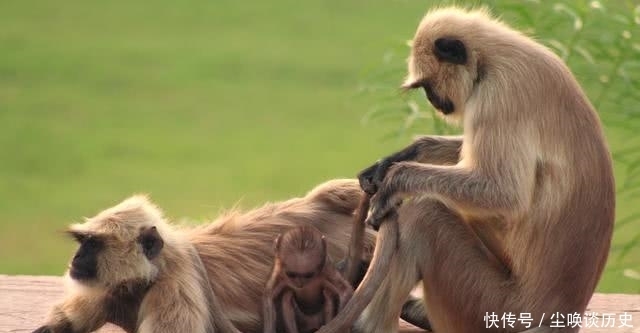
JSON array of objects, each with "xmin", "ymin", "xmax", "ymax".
[{"xmin": 358, "ymin": 159, "xmax": 392, "ymax": 195}]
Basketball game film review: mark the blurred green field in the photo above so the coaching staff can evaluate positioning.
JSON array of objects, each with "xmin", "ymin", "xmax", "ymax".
[{"xmin": 1, "ymin": 0, "xmax": 639, "ymax": 293}]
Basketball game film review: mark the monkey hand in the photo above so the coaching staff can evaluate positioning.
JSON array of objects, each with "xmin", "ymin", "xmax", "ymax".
[
  {"xmin": 358, "ymin": 158, "xmax": 394, "ymax": 195},
  {"xmin": 366, "ymin": 188, "xmax": 403, "ymax": 231},
  {"xmin": 32, "ymin": 326, "xmax": 53, "ymax": 333},
  {"xmin": 365, "ymin": 164, "xmax": 410, "ymax": 229}
]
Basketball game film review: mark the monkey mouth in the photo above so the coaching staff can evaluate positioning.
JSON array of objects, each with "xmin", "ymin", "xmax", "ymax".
[
  {"xmin": 421, "ymin": 83, "xmax": 454, "ymax": 115},
  {"xmin": 70, "ymin": 265, "xmax": 97, "ymax": 281},
  {"xmin": 291, "ymin": 282, "xmax": 305, "ymax": 289}
]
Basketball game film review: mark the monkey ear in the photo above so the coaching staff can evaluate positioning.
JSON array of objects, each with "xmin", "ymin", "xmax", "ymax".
[
  {"xmin": 138, "ymin": 226, "xmax": 164, "ymax": 260},
  {"xmin": 434, "ymin": 38, "xmax": 467, "ymax": 65}
]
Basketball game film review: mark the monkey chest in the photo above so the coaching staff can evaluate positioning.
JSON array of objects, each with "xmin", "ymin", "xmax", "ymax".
[
  {"xmin": 291, "ymin": 295, "xmax": 335, "ymax": 333},
  {"xmin": 293, "ymin": 308, "xmax": 324, "ymax": 333}
]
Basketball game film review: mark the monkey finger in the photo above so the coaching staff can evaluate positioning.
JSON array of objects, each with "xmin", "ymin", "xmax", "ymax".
[
  {"xmin": 366, "ymin": 205, "xmax": 390, "ymax": 230},
  {"xmin": 365, "ymin": 213, "xmax": 381, "ymax": 231},
  {"xmin": 358, "ymin": 162, "xmax": 380, "ymax": 194},
  {"xmin": 372, "ymin": 159, "xmax": 392, "ymax": 189},
  {"xmin": 368, "ymin": 191, "xmax": 404, "ymax": 229},
  {"xmin": 366, "ymin": 205, "xmax": 400, "ymax": 231}
]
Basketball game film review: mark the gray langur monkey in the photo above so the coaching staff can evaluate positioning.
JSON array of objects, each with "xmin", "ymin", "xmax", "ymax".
[
  {"xmin": 317, "ymin": 7, "xmax": 615, "ymax": 333},
  {"xmin": 33, "ymin": 179, "xmax": 378, "ymax": 333}
]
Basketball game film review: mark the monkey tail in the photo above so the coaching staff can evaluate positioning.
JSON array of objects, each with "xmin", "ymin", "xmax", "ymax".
[
  {"xmin": 344, "ymin": 193, "xmax": 371, "ymax": 285},
  {"xmin": 316, "ymin": 213, "xmax": 399, "ymax": 333}
]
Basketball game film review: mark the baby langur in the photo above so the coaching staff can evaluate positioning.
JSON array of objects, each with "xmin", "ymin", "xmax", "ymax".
[{"xmin": 263, "ymin": 226, "xmax": 353, "ymax": 333}]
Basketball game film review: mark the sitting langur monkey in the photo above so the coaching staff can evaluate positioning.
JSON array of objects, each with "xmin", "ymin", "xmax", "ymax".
[
  {"xmin": 32, "ymin": 179, "xmax": 379, "ymax": 333},
  {"xmin": 317, "ymin": 7, "xmax": 615, "ymax": 333},
  {"xmin": 263, "ymin": 226, "xmax": 354, "ymax": 333}
]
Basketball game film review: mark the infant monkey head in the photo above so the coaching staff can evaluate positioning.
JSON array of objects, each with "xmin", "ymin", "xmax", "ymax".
[
  {"xmin": 66, "ymin": 195, "xmax": 166, "ymax": 288},
  {"xmin": 275, "ymin": 225, "xmax": 327, "ymax": 289}
]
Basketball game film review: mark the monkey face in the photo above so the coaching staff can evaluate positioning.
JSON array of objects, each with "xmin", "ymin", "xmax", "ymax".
[
  {"xmin": 282, "ymin": 252, "xmax": 324, "ymax": 289},
  {"xmin": 403, "ymin": 8, "xmax": 484, "ymax": 118},
  {"xmin": 66, "ymin": 195, "xmax": 167, "ymax": 287},
  {"xmin": 66, "ymin": 226, "xmax": 164, "ymax": 286},
  {"xmin": 68, "ymin": 231, "xmax": 103, "ymax": 281}
]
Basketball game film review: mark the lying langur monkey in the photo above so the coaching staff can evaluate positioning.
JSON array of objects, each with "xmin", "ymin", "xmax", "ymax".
[
  {"xmin": 317, "ymin": 7, "xmax": 615, "ymax": 333},
  {"xmin": 32, "ymin": 179, "xmax": 378, "ymax": 333},
  {"xmin": 263, "ymin": 226, "xmax": 354, "ymax": 333}
]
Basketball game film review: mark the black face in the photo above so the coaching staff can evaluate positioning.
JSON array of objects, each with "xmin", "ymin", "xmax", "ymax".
[
  {"xmin": 422, "ymin": 82, "xmax": 455, "ymax": 114},
  {"xmin": 406, "ymin": 80, "xmax": 455, "ymax": 115},
  {"xmin": 404, "ymin": 37, "xmax": 466, "ymax": 115},
  {"xmin": 69, "ymin": 232, "xmax": 103, "ymax": 281}
]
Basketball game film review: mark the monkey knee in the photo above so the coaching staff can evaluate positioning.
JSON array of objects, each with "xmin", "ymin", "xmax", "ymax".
[
  {"xmin": 398, "ymin": 198, "xmax": 460, "ymax": 227},
  {"xmin": 355, "ymin": 310, "xmax": 399, "ymax": 333}
]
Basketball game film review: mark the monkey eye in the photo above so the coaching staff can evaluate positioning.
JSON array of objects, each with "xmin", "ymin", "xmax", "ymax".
[
  {"xmin": 68, "ymin": 231, "xmax": 98, "ymax": 246},
  {"xmin": 434, "ymin": 37, "xmax": 467, "ymax": 65},
  {"xmin": 69, "ymin": 231, "xmax": 86, "ymax": 243},
  {"xmin": 84, "ymin": 236, "xmax": 101, "ymax": 249}
]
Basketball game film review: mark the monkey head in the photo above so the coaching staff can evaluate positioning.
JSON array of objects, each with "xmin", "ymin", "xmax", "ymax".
[
  {"xmin": 403, "ymin": 8, "xmax": 494, "ymax": 118},
  {"xmin": 65, "ymin": 195, "xmax": 166, "ymax": 288},
  {"xmin": 275, "ymin": 226, "xmax": 327, "ymax": 289}
]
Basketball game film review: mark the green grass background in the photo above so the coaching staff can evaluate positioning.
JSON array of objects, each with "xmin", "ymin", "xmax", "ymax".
[{"xmin": 1, "ymin": 0, "xmax": 639, "ymax": 293}]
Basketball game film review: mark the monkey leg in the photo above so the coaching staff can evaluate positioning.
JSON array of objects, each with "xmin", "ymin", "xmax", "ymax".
[
  {"xmin": 282, "ymin": 291, "xmax": 300, "ymax": 333},
  {"xmin": 353, "ymin": 222, "xmax": 421, "ymax": 333},
  {"xmin": 400, "ymin": 295, "xmax": 432, "ymax": 331},
  {"xmin": 360, "ymin": 199, "xmax": 560, "ymax": 333},
  {"xmin": 339, "ymin": 256, "xmax": 431, "ymax": 330}
]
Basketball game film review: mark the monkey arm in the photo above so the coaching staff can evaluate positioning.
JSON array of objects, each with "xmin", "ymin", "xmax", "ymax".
[
  {"xmin": 33, "ymin": 291, "xmax": 108, "ymax": 333},
  {"xmin": 321, "ymin": 288, "xmax": 336, "ymax": 324},
  {"xmin": 263, "ymin": 278, "xmax": 288, "ymax": 333},
  {"xmin": 323, "ymin": 269, "xmax": 354, "ymax": 311},
  {"xmin": 359, "ymin": 135, "xmax": 462, "ymax": 194},
  {"xmin": 281, "ymin": 290, "xmax": 300, "ymax": 333},
  {"xmin": 368, "ymin": 162, "xmax": 534, "ymax": 226},
  {"xmin": 407, "ymin": 135, "xmax": 463, "ymax": 165},
  {"xmin": 138, "ymin": 280, "xmax": 215, "ymax": 333}
]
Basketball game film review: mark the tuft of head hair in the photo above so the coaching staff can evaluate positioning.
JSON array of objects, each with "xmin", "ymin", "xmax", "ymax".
[
  {"xmin": 278, "ymin": 226, "xmax": 325, "ymax": 254},
  {"xmin": 69, "ymin": 194, "xmax": 167, "ymax": 241}
]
